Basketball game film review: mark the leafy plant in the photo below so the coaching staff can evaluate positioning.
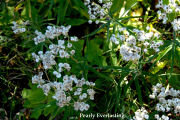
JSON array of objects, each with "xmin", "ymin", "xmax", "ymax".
[{"xmin": 0, "ymin": 0, "xmax": 179, "ymax": 119}]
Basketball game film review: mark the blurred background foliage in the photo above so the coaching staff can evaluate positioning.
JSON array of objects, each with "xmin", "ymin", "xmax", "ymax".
[{"xmin": 0, "ymin": 0, "xmax": 179, "ymax": 119}]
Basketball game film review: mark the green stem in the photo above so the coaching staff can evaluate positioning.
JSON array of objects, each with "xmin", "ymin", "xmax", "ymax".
[{"xmin": 169, "ymin": 30, "xmax": 176, "ymax": 80}]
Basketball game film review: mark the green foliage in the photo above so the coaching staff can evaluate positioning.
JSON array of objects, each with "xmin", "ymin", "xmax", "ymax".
[
  {"xmin": 22, "ymin": 84, "xmax": 58, "ymax": 119},
  {"xmin": 85, "ymin": 38, "xmax": 107, "ymax": 66},
  {"xmin": 0, "ymin": 0, "xmax": 180, "ymax": 119},
  {"xmin": 110, "ymin": 0, "xmax": 125, "ymax": 15}
]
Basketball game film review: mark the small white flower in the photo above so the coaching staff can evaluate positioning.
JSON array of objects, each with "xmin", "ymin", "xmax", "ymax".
[
  {"xmin": 67, "ymin": 42, "xmax": 72, "ymax": 48},
  {"xmin": 146, "ymin": 26, "xmax": 150, "ymax": 30},
  {"xmin": 70, "ymin": 50, "xmax": 75, "ymax": 55},
  {"xmin": 95, "ymin": 20, "xmax": 99, "ymax": 24}
]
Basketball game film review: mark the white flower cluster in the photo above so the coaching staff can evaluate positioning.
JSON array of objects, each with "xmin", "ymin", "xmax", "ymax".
[
  {"xmin": 156, "ymin": 0, "xmax": 180, "ymax": 30},
  {"xmin": 149, "ymin": 83, "xmax": 180, "ymax": 119},
  {"xmin": 110, "ymin": 27, "xmax": 163, "ymax": 61},
  {"xmin": 32, "ymin": 51, "xmax": 56, "ymax": 69},
  {"xmin": 150, "ymin": 41, "xmax": 163, "ymax": 52},
  {"xmin": 11, "ymin": 21, "xmax": 29, "ymax": 34},
  {"xmin": 154, "ymin": 114, "xmax": 169, "ymax": 120},
  {"xmin": 31, "ymin": 25, "xmax": 95, "ymax": 111},
  {"xmin": 32, "ymin": 72, "xmax": 95, "ymax": 111},
  {"xmin": 53, "ymin": 63, "xmax": 71, "ymax": 78},
  {"xmin": 110, "ymin": 34, "xmax": 119, "ymax": 45},
  {"xmin": 131, "ymin": 107, "xmax": 149, "ymax": 120},
  {"xmin": 74, "ymin": 102, "xmax": 90, "ymax": 111},
  {"xmin": 73, "ymin": 85, "xmax": 95, "ymax": 111},
  {"xmin": 32, "ymin": 26, "xmax": 78, "ymax": 70},
  {"xmin": 120, "ymin": 44, "xmax": 141, "ymax": 61},
  {"xmin": 171, "ymin": 18, "xmax": 180, "ymax": 31},
  {"xmin": 84, "ymin": 0, "xmax": 112, "ymax": 24},
  {"xmin": 32, "ymin": 72, "xmax": 45, "ymax": 85},
  {"xmin": 33, "ymin": 25, "xmax": 71, "ymax": 45},
  {"xmin": 33, "ymin": 30, "xmax": 46, "ymax": 45},
  {"xmin": 45, "ymin": 25, "xmax": 71, "ymax": 39}
]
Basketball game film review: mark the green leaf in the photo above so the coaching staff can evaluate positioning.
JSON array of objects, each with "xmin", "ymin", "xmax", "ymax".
[
  {"xmin": 94, "ymin": 66, "xmax": 132, "ymax": 72},
  {"xmin": 110, "ymin": 52, "xmax": 118, "ymax": 66},
  {"xmin": 57, "ymin": 0, "xmax": 69, "ymax": 25},
  {"xmin": 85, "ymin": 65, "xmax": 116, "ymax": 84},
  {"xmin": 43, "ymin": 102, "xmax": 58, "ymax": 117},
  {"xmin": 83, "ymin": 22, "xmax": 108, "ymax": 38},
  {"xmin": 71, "ymin": 0, "xmax": 89, "ymax": 18},
  {"xmin": 110, "ymin": 0, "xmax": 125, "ymax": 15},
  {"xmin": 163, "ymin": 0, "xmax": 169, "ymax": 5},
  {"xmin": 22, "ymin": 85, "xmax": 59, "ymax": 119},
  {"xmin": 65, "ymin": 18, "xmax": 87, "ymax": 26},
  {"xmin": 174, "ymin": 47, "xmax": 180, "ymax": 68},
  {"xmin": 85, "ymin": 39, "xmax": 107, "ymax": 66},
  {"xmin": 121, "ymin": 0, "xmax": 138, "ymax": 17},
  {"xmin": 168, "ymin": 11, "xmax": 178, "ymax": 21},
  {"xmin": 135, "ymin": 77, "xmax": 143, "ymax": 105},
  {"xmin": 169, "ymin": 31, "xmax": 176, "ymax": 79},
  {"xmin": 22, "ymin": 87, "xmax": 46, "ymax": 108},
  {"xmin": 30, "ymin": 108, "xmax": 43, "ymax": 119},
  {"xmin": 26, "ymin": 0, "xmax": 32, "ymax": 18},
  {"xmin": 151, "ymin": 44, "xmax": 172, "ymax": 69},
  {"xmin": 152, "ymin": 61, "xmax": 168, "ymax": 74}
]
